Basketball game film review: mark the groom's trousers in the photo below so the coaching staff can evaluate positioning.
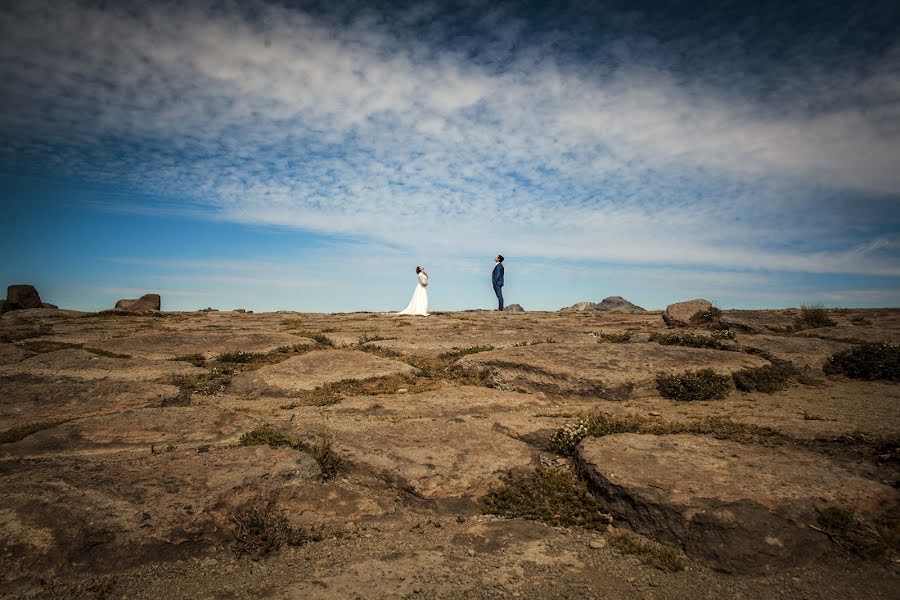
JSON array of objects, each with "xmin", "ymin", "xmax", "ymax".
[{"xmin": 493, "ymin": 284, "xmax": 504, "ymax": 310}]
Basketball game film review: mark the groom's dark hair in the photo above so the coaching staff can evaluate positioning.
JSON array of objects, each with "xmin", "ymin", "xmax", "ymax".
[
  {"xmin": 416, "ymin": 266, "xmax": 422, "ymax": 274},
  {"xmin": 497, "ymin": 255, "xmax": 504, "ymax": 262}
]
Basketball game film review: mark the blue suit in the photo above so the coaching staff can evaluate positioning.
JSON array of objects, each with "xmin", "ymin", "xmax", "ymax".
[{"xmin": 492, "ymin": 263, "xmax": 504, "ymax": 310}]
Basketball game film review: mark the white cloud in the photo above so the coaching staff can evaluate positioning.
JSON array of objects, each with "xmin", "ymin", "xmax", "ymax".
[{"xmin": 2, "ymin": 0, "xmax": 900, "ymax": 279}]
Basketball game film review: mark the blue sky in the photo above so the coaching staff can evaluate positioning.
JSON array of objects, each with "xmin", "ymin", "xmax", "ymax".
[{"xmin": 1, "ymin": 0, "xmax": 899, "ymax": 312}]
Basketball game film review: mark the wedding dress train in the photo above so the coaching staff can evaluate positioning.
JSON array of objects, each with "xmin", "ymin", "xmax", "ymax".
[{"xmin": 396, "ymin": 273, "xmax": 429, "ymax": 316}]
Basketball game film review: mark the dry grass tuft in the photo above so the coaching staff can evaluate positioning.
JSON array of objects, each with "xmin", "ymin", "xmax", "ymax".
[
  {"xmin": 607, "ymin": 530, "xmax": 687, "ymax": 572},
  {"xmin": 230, "ymin": 502, "xmax": 322, "ymax": 559},
  {"xmin": 794, "ymin": 303, "xmax": 837, "ymax": 330}
]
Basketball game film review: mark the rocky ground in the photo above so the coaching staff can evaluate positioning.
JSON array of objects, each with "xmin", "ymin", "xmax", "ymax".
[{"xmin": 0, "ymin": 306, "xmax": 897, "ymax": 599}]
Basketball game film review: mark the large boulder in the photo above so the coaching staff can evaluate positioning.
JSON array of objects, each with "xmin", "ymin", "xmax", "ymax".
[
  {"xmin": 594, "ymin": 296, "xmax": 646, "ymax": 313},
  {"xmin": 115, "ymin": 294, "xmax": 161, "ymax": 312},
  {"xmin": 662, "ymin": 298, "xmax": 713, "ymax": 326},
  {"xmin": 5, "ymin": 285, "xmax": 43, "ymax": 311},
  {"xmin": 577, "ymin": 433, "xmax": 896, "ymax": 574}
]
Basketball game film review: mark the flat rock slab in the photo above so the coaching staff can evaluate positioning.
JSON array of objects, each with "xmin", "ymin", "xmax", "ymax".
[
  {"xmin": 325, "ymin": 386, "xmax": 552, "ymax": 419},
  {"xmin": 797, "ymin": 325, "xmax": 900, "ymax": 344},
  {"xmin": 0, "ymin": 406, "xmax": 258, "ymax": 459},
  {"xmin": 330, "ymin": 418, "xmax": 536, "ymax": 498},
  {"xmin": 736, "ymin": 334, "xmax": 852, "ymax": 369},
  {"xmin": 90, "ymin": 331, "xmax": 311, "ymax": 360},
  {"xmin": 458, "ymin": 343, "xmax": 768, "ymax": 398},
  {"xmin": 577, "ymin": 433, "xmax": 898, "ymax": 573},
  {"xmin": 228, "ymin": 350, "xmax": 417, "ymax": 397},
  {"xmin": 0, "ymin": 343, "xmax": 35, "ymax": 365},
  {"xmin": 0, "ymin": 348, "xmax": 205, "ymax": 382},
  {"xmin": 0, "ymin": 375, "xmax": 181, "ymax": 432},
  {"xmin": 0, "ymin": 446, "xmax": 319, "ymax": 580}
]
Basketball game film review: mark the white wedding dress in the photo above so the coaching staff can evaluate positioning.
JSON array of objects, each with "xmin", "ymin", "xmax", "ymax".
[{"xmin": 397, "ymin": 273, "xmax": 429, "ymax": 316}]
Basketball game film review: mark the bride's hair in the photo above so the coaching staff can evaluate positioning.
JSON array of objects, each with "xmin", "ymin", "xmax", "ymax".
[{"xmin": 416, "ymin": 266, "xmax": 422, "ymax": 274}]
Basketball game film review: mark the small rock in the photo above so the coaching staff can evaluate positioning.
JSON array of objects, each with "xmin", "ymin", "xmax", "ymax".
[
  {"xmin": 627, "ymin": 577, "xmax": 637, "ymax": 584},
  {"xmin": 648, "ymin": 411, "xmax": 661, "ymax": 417},
  {"xmin": 504, "ymin": 304, "xmax": 526, "ymax": 312},
  {"xmin": 467, "ymin": 549, "xmax": 475, "ymax": 556},
  {"xmin": 589, "ymin": 539, "xmax": 607, "ymax": 549},
  {"xmin": 197, "ymin": 445, "xmax": 210, "ymax": 453},
  {"xmin": 397, "ymin": 388, "xmax": 408, "ymax": 393}
]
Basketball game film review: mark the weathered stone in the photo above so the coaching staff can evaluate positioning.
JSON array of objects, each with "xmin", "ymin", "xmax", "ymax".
[
  {"xmin": 40, "ymin": 303, "xmax": 58, "ymax": 309},
  {"xmin": 0, "ymin": 375, "xmax": 183, "ymax": 433},
  {"xmin": 504, "ymin": 304, "xmax": 525, "ymax": 312},
  {"xmin": 6, "ymin": 284, "xmax": 43, "ymax": 311},
  {"xmin": 324, "ymin": 386, "xmax": 550, "ymax": 419},
  {"xmin": 577, "ymin": 434, "xmax": 896, "ymax": 573},
  {"xmin": 0, "ymin": 446, "xmax": 320, "ymax": 578},
  {"xmin": 328, "ymin": 418, "xmax": 536, "ymax": 498},
  {"xmin": 594, "ymin": 296, "xmax": 646, "ymax": 312},
  {"xmin": 663, "ymin": 299, "xmax": 713, "ymax": 326},
  {"xmin": 0, "ymin": 406, "xmax": 258, "ymax": 459},
  {"xmin": 90, "ymin": 331, "xmax": 310, "ymax": 360},
  {"xmin": 228, "ymin": 349, "xmax": 416, "ymax": 397},
  {"xmin": 735, "ymin": 334, "xmax": 852, "ymax": 369},
  {"xmin": 0, "ymin": 299, "xmax": 6, "ymax": 314},
  {"xmin": 0, "ymin": 343, "xmax": 35, "ymax": 365},
  {"xmin": 115, "ymin": 298, "xmax": 138, "ymax": 309},
  {"xmin": 0, "ymin": 348, "xmax": 205, "ymax": 382},
  {"xmin": 458, "ymin": 342, "xmax": 767, "ymax": 398}
]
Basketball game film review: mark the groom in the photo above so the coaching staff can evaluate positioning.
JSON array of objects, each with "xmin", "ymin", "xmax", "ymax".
[{"xmin": 492, "ymin": 255, "xmax": 505, "ymax": 311}]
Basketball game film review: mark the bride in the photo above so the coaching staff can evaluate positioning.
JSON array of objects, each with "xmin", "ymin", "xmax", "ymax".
[{"xmin": 396, "ymin": 266, "xmax": 429, "ymax": 316}]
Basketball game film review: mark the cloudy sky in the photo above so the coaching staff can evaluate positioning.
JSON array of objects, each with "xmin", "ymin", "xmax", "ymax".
[{"xmin": 2, "ymin": 0, "xmax": 899, "ymax": 311}]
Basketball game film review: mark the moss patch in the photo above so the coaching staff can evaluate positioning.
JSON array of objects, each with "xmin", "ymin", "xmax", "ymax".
[
  {"xmin": 656, "ymin": 369, "xmax": 732, "ymax": 400},
  {"xmin": 483, "ymin": 468, "xmax": 612, "ymax": 530}
]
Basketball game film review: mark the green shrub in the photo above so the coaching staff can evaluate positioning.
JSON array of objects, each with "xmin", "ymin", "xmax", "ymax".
[
  {"xmin": 650, "ymin": 332, "xmax": 726, "ymax": 349},
  {"xmin": 823, "ymin": 343, "xmax": 900, "ymax": 381},
  {"xmin": 483, "ymin": 468, "xmax": 612, "ymax": 530},
  {"xmin": 218, "ymin": 350, "xmax": 259, "ymax": 363},
  {"xmin": 732, "ymin": 362, "xmax": 795, "ymax": 393},
  {"xmin": 794, "ymin": 303, "xmax": 836, "ymax": 330},
  {"xmin": 689, "ymin": 306, "xmax": 723, "ymax": 326},
  {"xmin": 656, "ymin": 369, "xmax": 732, "ymax": 400}
]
